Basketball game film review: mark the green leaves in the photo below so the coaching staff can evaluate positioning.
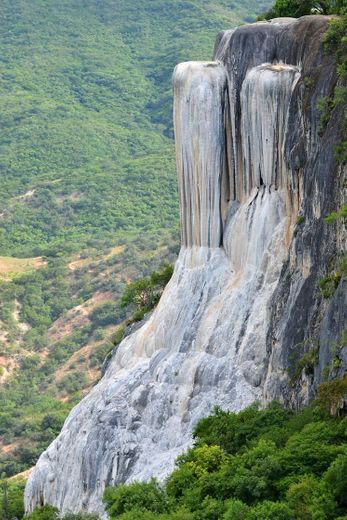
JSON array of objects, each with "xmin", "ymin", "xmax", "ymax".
[
  {"xmin": 259, "ymin": 0, "xmax": 346, "ymax": 19},
  {"xmin": 323, "ymin": 451, "xmax": 347, "ymax": 508},
  {"xmin": 0, "ymin": 478, "xmax": 25, "ymax": 520},
  {"xmin": 193, "ymin": 403, "xmax": 293, "ymax": 454},
  {"xmin": 103, "ymin": 403, "xmax": 347, "ymax": 519},
  {"xmin": 89, "ymin": 301, "xmax": 120, "ymax": 327},
  {"xmin": 104, "ymin": 479, "xmax": 170, "ymax": 518},
  {"xmin": 120, "ymin": 263, "xmax": 173, "ymax": 316},
  {"xmin": 324, "ymin": 204, "xmax": 347, "ymax": 224}
]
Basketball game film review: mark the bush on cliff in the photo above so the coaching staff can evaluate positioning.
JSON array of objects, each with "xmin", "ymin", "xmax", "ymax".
[
  {"xmin": 103, "ymin": 398, "xmax": 347, "ymax": 520},
  {"xmin": 120, "ymin": 263, "xmax": 173, "ymax": 319}
]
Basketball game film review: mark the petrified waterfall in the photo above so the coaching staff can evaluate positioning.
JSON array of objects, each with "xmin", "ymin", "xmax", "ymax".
[
  {"xmin": 174, "ymin": 61, "xmax": 228, "ymax": 247},
  {"xmin": 25, "ymin": 16, "xmax": 346, "ymax": 515}
]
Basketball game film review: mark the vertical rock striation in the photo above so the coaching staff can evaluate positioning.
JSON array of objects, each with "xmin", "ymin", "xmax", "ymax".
[
  {"xmin": 25, "ymin": 16, "xmax": 346, "ymax": 515},
  {"xmin": 173, "ymin": 62, "xmax": 228, "ymax": 248},
  {"xmin": 240, "ymin": 64, "xmax": 300, "ymax": 192}
]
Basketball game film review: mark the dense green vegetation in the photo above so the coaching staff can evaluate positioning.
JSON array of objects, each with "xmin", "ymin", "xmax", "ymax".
[
  {"xmin": 25, "ymin": 506, "xmax": 99, "ymax": 520},
  {"xmin": 0, "ymin": 477, "xmax": 25, "ymax": 520},
  {"xmin": 2, "ymin": 394, "xmax": 346, "ymax": 520},
  {"xmin": 260, "ymin": 0, "xmax": 346, "ymax": 18},
  {"xmin": 102, "ymin": 397, "xmax": 347, "ymax": 520}
]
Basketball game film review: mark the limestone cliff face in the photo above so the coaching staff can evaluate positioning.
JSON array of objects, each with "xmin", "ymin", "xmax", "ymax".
[{"xmin": 25, "ymin": 16, "xmax": 346, "ymax": 515}]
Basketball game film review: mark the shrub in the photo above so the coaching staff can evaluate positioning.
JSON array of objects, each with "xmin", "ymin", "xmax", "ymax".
[
  {"xmin": 193, "ymin": 402, "xmax": 292, "ymax": 454},
  {"xmin": 316, "ymin": 377, "xmax": 347, "ymax": 416},
  {"xmin": 223, "ymin": 499, "xmax": 249, "ymax": 520},
  {"xmin": 290, "ymin": 347, "xmax": 319, "ymax": 384},
  {"xmin": 319, "ymin": 254, "xmax": 346, "ymax": 298},
  {"xmin": 120, "ymin": 264, "xmax": 173, "ymax": 315},
  {"xmin": 324, "ymin": 204, "xmax": 347, "ymax": 224},
  {"xmin": 25, "ymin": 505, "xmax": 59, "ymax": 520},
  {"xmin": 103, "ymin": 479, "xmax": 169, "ymax": 519},
  {"xmin": 245, "ymin": 500, "xmax": 294, "ymax": 520},
  {"xmin": 89, "ymin": 301, "xmax": 119, "ymax": 327},
  {"xmin": 0, "ymin": 478, "xmax": 25, "ymax": 520},
  {"xmin": 280, "ymin": 421, "xmax": 343, "ymax": 476},
  {"xmin": 259, "ymin": 0, "xmax": 345, "ymax": 19},
  {"xmin": 323, "ymin": 451, "xmax": 347, "ymax": 508},
  {"xmin": 62, "ymin": 514, "xmax": 99, "ymax": 520}
]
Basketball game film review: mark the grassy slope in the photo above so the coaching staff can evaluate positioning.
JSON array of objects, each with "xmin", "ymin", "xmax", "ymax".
[
  {"xmin": 0, "ymin": 257, "xmax": 46, "ymax": 281},
  {"xmin": 0, "ymin": 0, "xmax": 271, "ymax": 477}
]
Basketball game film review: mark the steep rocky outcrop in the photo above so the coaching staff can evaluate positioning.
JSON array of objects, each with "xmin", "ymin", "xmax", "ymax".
[{"xmin": 25, "ymin": 16, "xmax": 346, "ymax": 515}]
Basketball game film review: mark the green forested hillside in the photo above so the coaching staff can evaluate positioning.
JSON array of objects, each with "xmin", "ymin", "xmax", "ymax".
[
  {"xmin": 0, "ymin": 0, "xmax": 271, "ymax": 478},
  {"xmin": 0, "ymin": 0, "xmax": 268, "ymax": 257}
]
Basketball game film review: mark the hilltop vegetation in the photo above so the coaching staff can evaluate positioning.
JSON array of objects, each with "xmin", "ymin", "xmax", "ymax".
[
  {"xmin": 0, "ymin": 0, "xmax": 271, "ymax": 479},
  {"xmin": 260, "ymin": 0, "xmax": 346, "ymax": 18}
]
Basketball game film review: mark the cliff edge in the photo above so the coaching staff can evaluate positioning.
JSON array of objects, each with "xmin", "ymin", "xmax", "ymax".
[{"xmin": 25, "ymin": 15, "xmax": 346, "ymax": 515}]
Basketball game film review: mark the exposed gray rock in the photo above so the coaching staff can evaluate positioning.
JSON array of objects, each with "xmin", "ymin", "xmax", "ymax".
[{"xmin": 25, "ymin": 16, "xmax": 346, "ymax": 515}]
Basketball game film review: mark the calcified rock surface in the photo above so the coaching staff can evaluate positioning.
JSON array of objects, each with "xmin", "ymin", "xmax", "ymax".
[{"xmin": 26, "ymin": 16, "xmax": 346, "ymax": 514}]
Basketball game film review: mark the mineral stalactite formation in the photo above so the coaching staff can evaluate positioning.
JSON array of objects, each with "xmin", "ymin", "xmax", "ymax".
[
  {"xmin": 173, "ymin": 61, "xmax": 228, "ymax": 247},
  {"xmin": 240, "ymin": 64, "xmax": 300, "ymax": 193},
  {"xmin": 25, "ymin": 16, "xmax": 346, "ymax": 515}
]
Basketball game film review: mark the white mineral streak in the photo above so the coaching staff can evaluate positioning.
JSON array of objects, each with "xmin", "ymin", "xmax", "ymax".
[
  {"xmin": 173, "ymin": 62, "xmax": 228, "ymax": 247},
  {"xmin": 25, "ymin": 32, "xmax": 301, "ymax": 517},
  {"xmin": 241, "ymin": 64, "xmax": 300, "ymax": 194}
]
